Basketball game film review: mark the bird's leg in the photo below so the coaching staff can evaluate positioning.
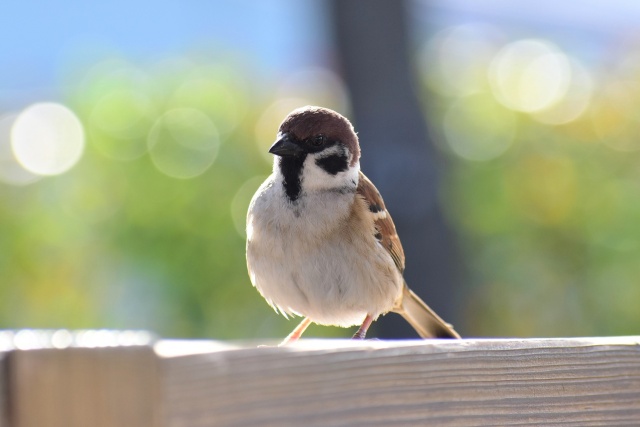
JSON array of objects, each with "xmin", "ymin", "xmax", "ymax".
[
  {"xmin": 352, "ymin": 314, "xmax": 374, "ymax": 339},
  {"xmin": 279, "ymin": 317, "xmax": 312, "ymax": 346}
]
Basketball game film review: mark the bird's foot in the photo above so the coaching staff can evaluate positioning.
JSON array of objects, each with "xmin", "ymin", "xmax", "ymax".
[{"xmin": 352, "ymin": 314, "xmax": 374, "ymax": 340}]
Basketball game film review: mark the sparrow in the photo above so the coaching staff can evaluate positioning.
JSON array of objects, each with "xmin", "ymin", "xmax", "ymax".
[{"xmin": 246, "ymin": 106, "xmax": 460, "ymax": 344}]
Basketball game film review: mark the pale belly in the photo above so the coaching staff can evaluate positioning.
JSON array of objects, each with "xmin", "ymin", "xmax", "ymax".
[{"xmin": 247, "ymin": 215, "xmax": 403, "ymax": 327}]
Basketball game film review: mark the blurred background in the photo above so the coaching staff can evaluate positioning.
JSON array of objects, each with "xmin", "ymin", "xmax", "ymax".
[{"xmin": 1, "ymin": 0, "xmax": 639, "ymax": 340}]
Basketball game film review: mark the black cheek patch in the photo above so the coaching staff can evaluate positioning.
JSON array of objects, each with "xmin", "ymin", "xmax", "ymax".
[{"xmin": 315, "ymin": 154, "xmax": 349, "ymax": 176}]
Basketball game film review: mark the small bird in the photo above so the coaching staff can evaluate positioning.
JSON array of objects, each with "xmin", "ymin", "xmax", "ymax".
[{"xmin": 246, "ymin": 106, "xmax": 460, "ymax": 344}]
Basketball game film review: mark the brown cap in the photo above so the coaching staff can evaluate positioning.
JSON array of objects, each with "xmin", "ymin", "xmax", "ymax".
[{"xmin": 278, "ymin": 106, "xmax": 360, "ymax": 166}]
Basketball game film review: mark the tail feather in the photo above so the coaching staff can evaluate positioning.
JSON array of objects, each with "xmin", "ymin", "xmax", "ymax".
[{"xmin": 394, "ymin": 281, "xmax": 461, "ymax": 339}]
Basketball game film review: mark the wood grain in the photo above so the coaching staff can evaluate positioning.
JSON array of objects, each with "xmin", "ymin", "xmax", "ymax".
[
  {"xmin": 1, "ymin": 334, "xmax": 639, "ymax": 427},
  {"xmin": 159, "ymin": 337, "xmax": 640, "ymax": 427},
  {"xmin": 3, "ymin": 330, "xmax": 160, "ymax": 427}
]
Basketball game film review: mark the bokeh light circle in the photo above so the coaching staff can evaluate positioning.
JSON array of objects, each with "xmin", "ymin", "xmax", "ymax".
[
  {"xmin": 170, "ymin": 64, "xmax": 249, "ymax": 137},
  {"xmin": 11, "ymin": 103, "xmax": 85, "ymax": 176},
  {"xmin": 532, "ymin": 59, "xmax": 593, "ymax": 125},
  {"xmin": 422, "ymin": 23, "xmax": 504, "ymax": 97},
  {"xmin": 442, "ymin": 93, "xmax": 517, "ymax": 161},
  {"xmin": 489, "ymin": 39, "xmax": 571, "ymax": 113},
  {"xmin": 147, "ymin": 108, "xmax": 220, "ymax": 179},
  {"xmin": 89, "ymin": 90, "xmax": 157, "ymax": 160}
]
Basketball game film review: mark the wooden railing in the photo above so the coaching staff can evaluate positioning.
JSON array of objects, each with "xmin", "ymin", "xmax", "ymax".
[{"xmin": 1, "ymin": 331, "xmax": 639, "ymax": 426}]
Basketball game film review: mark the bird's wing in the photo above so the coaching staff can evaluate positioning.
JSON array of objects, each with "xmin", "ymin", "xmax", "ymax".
[
  {"xmin": 356, "ymin": 171, "xmax": 459, "ymax": 338},
  {"xmin": 356, "ymin": 171, "xmax": 406, "ymax": 273}
]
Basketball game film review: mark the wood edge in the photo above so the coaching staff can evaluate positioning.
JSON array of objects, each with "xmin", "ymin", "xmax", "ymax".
[
  {"xmin": 155, "ymin": 336, "xmax": 640, "ymax": 358},
  {"xmin": 0, "ymin": 329, "xmax": 155, "ymax": 351},
  {"xmin": 2, "ymin": 331, "xmax": 638, "ymax": 359}
]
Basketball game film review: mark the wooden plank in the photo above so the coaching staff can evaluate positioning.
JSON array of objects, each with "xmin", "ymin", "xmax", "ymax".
[
  {"xmin": 5, "ymin": 330, "xmax": 161, "ymax": 427},
  {"xmin": 158, "ymin": 337, "xmax": 640, "ymax": 427},
  {"xmin": 0, "ymin": 331, "xmax": 15, "ymax": 427},
  {"xmin": 0, "ymin": 352, "xmax": 6, "ymax": 427}
]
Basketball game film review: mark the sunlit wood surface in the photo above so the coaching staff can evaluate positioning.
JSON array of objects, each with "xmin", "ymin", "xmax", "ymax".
[{"xmin": 1, "ymin": 331, "xmax": 639, "ymax": 427}]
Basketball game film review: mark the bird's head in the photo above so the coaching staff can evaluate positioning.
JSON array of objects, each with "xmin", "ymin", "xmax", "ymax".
[{"xmin": 269, "ymin": 106, "xmax": 361, "ymax": 200}]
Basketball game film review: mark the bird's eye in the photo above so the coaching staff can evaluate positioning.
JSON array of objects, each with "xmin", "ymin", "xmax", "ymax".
[{"xmin": 311, "ymin": 134, "xmax": 327, "ymax": 147}]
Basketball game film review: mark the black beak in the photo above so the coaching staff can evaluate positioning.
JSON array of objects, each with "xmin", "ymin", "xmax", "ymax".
[{"xmin": 269, "ymin": 133, "xmax": 304, "ymax": 157}]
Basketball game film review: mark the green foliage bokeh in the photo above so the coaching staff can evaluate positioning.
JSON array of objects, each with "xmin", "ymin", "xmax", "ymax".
[{"xmin": 2, "ymin": 29, "xmax": 640, "ymax": 340}]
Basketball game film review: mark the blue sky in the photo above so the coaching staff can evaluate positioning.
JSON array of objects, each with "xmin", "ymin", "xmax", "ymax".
[
  {"xmin": 0, "ymin": 0, "xmax": 327, "ymax": 105},
  {"xmin": 2, "ymin": 0, "xmax": 639, "ymax": 107}
]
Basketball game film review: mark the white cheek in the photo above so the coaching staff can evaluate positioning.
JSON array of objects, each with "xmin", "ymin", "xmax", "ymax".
[
  {"xmin": 301, "ymin": 156, "xmax": 331, "ymax": 191},
  {"xmin": 302, "ymin": 153, "xmax": 359, "ymax": 192}
]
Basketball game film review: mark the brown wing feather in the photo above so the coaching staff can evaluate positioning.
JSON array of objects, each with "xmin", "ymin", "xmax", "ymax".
[
  {"xmin": 356, "ymin": 171, "xmax": 460, "ymax": 338},
  {"xmin": 356, "ymin": 171, "xmax": 405, "ymax": 272}
]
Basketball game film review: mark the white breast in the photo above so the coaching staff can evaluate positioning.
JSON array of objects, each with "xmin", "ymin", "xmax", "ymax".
[{"xmin": 246, "ymin": 174, "xmax": 403, "ymax": 327}]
